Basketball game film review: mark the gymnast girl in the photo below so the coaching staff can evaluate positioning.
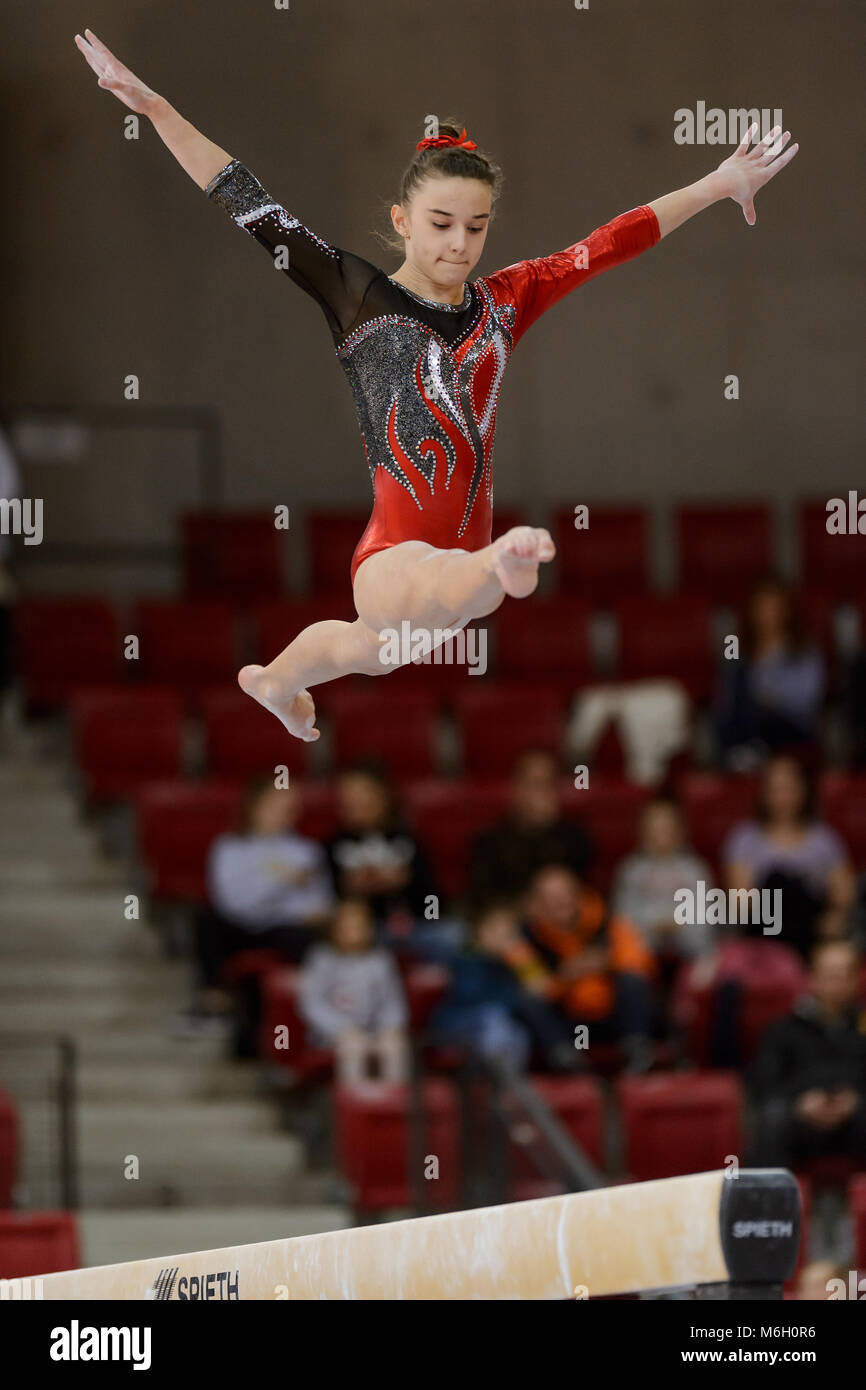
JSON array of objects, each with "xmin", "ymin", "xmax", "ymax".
[{"xmin": 76, "ymin": 29, "xmax": 798, "ymax": 743}]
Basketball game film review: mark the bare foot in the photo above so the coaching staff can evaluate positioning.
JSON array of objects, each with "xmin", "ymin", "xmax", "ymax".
[
  {"xmin": 237, "ymin": 664, "xmax": 320, "ymax": 742},
  {"xmin": 488, "ymin": 526, "xmax": 556, "ymax": 598}
]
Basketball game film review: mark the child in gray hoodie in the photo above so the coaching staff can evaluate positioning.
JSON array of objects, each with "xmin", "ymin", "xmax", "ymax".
[{"xmin": 299, "ymin": 897, "xmax": 409, "ymax": 1083}]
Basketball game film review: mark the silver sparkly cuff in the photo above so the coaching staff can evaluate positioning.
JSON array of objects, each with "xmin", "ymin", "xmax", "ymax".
[{"xmin": 205, "ymin": 160, "xmax": 272, "ymax": 218}]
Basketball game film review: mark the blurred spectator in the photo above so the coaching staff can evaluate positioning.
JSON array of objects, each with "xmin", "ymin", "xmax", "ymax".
[
  {"xmin": 174, "ymin": 777, "xmax": 334, "ymax": 1041},
  {"xmin": 203, "ymin": 776, "xmax": 334, "ymax": 963},
  {"xmin": 298, "ymin": 897, "xmax": 409, "ymax": 1083},
  {"xmin": 748, "ymin": 939, "xmax": 866, "ymax": 1168},
  {"xmin": 430, "ymin": 899, "xmax": 575, "ymax": 1073},
  {"xmin": 522, "ymin": 863, "xmax": 656, "ymax": 1072},
  {"xmin": 723, "ymin": 754, "xmax": 856, "ymax": 960},
  {"xmin": 181, "ymin": 777, "xmax": 332, "ymax": 1030},
  {"xmin": 467, "ymin": 750, "xmax": 594, "ymax": 909},
  {"xmin": 612, "ymin": 795, "xmax": 715, "ymax": 960},
  {"xmin": 715, "ymin": 578, "xmax": 825, "ymax": 770},
  {"xmin": 325, "ymin": 764, "xmax": 440, "ymax": 931}
]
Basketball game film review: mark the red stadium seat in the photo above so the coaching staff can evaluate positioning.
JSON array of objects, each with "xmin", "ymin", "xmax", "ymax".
[
  {"xmin": 132, "ymin": 599, "xmax": 242, "ymax": 709},
  {"xmin": 251, "ymin": 596, "xmax": 357, "ymax": 666},
  {"xmin": 259, "ymin": 966, "xmax": 333, "ymax": 1077},
  {"xmin": 326, "ymin": 688, "xmax": 439, "ymax": 779},
  {"xmin": 850, "ymin": 1175, "xmax": 866, "ymax": 1273},
  {"xmin": 376, "ymin": 623, "xmax": 488, "ymax": 700},
  {"xmin": 675, "ymin": 502, "xmax": 773, "ymax": 603},
  {"xmin": 292, "ymin": 782, "xmax": 340, "ymax": 842},
  {"xmin": 794, "ymin": 1155, "xmax": 863, "ymax": 1189},
  {"xmin": 0, "ymin": 1090, "xmax": 17, "ymax": 1208},
  {"xmin": 181, "ymin": 512, "xmax": 284, "ymax": 600},
  {"xmin": 13, "ymin": 597, "xmax": 121, "ymax": 712},
  {"xmin": 200, "ymin": 687, "xmax": 309, "ymax": 780},
  {"xmin": 70, "ymin": 687, "xmax": 184, "ymax": 803},
  {"xmin": 819, "ymin": 771, "xmax": 866, "ymax": 870},
  {"xmin": 675, "ymin": 944, "xmax": 808, "ymax": 1067},
  {"xmin": 617, "ymin": 1072, "xmax": 743, "ymax": 1182},
  {"xmin": 677, "ymin": 772, "xmax": 760, "ymax": 872},
  {"xmin": 334, "ymin": 1079, "xmax": 460, "ymax": 1212},
  {"xmin": 799, "ymin": 499, "xmax": 866, "ymax": 600},
  {"xmin": 453, "ymin": 681, "xmax": 567, "ymax": 777},
  {"xmin": 404, "ymin": 778, "xmax": 512, "ymax": 898},
  {"xmin": 493, "ymin": 595, "xmax": 593, "ymax": 683},
  {"xmin": 135, "ymin": 780, "xmax": 242, "ymax": 902},
  {"xmin": 220, "ymin": 948, "xmax": 285, "ymax": 987},
  {"xmin": 561, "ymin": 779, "xmax": 651, "ymax": 892},
  {"xmin": 613, "ymin": 594, "xmax": 715, "ymax": 700},
  {"xmin": 308, "ymin": 511, "xmax": 373, "ymax": 595},
  {"xmin": 552, "ymin": 506, "xmax": 650, "ymax": 600},
  {"xmin": 403, "ymin": 964, "xmax": 450, "ymax": 1031},
  {"xmin": 0, "ymin": 1211, "xmax": 80, "ymax": 1279},
  {"xmin": 508, "ymin": 1076, "xmax": 605, "ymax": 1201}
]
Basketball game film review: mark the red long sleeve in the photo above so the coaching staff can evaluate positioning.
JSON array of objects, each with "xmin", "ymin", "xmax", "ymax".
[{"xmin": 482, "ymin": 204, "xmax": 660, "ymax": 348}]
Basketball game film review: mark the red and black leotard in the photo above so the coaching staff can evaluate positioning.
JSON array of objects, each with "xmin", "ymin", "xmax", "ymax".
[{"xmin": 207, "ymin": 159, "xmax": 660, "ymax": 583}]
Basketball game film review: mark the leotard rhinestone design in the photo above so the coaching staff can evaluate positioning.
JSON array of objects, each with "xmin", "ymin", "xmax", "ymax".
[{"xmin": 207, "ymin": 159, "xmax": 660, "ymax": 580}]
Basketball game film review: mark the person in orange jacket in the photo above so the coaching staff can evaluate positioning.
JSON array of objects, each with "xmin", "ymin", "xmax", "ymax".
[{"xmin": 521, "ymin": 862, "xmax": 658, "ymax": 1072}]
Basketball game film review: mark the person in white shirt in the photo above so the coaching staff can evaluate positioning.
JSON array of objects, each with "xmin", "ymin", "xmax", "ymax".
[
  {"xmin": 299, "ymin": 897, "xmax": 409, "ymax": 1083},
  {"xmin": 177, "ymin": 776, "xmax": 334, "ymax": 1037}
]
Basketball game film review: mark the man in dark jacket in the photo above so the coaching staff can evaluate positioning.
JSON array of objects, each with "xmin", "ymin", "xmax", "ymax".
[
  {"xmin": 748, "ymin": 938, "xmax": 866, "ymax": 1166},
  {"xmin": 467, "ymin": 750, "xmax": 594, "ymax": 909}
]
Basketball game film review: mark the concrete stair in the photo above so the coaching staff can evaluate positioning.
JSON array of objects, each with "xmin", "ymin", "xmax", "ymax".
[{"xmin": 0, "ymin": 720, "xmax": 350, "ymax": 1233}]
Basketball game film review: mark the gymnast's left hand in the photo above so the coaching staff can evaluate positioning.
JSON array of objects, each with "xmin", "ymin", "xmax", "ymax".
[{"xmin": 714, "ymin": 123, "xmax": 799, "ymax": 226}]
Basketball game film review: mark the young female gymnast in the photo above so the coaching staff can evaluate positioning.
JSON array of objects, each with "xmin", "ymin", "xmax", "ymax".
[{"xmin": 76, "ymin": 30, "xmax": 798, "ymax": 743}]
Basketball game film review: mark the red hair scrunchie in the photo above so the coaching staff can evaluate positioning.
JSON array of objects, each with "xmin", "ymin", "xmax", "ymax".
[{"xmin": 416, "ymin": 126, "xmax": 478, "ymax": 153}]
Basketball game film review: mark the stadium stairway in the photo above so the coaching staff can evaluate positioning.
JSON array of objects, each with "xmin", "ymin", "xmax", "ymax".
[{"xmin": 0, "ymin": 719, "xmax": 349, "ymax": 1259}]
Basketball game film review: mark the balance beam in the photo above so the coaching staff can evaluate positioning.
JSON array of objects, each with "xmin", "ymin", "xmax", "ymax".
[{"xmin": 36, "ymin": 1169, "xmax": 799, "ymax": 1301}]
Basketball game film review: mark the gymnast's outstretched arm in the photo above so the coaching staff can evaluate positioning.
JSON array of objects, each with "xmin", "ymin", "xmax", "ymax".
[
  {"xmin": 74, "ymin": 28, "xmax": 232, "ymax": 188},
  {"xmin": 648, "ymin": 121, "xmax": 799, "ymax": 236},
  {"xmin": 74, "ymin": 28, "xmax": 376, "ymax": 334}
]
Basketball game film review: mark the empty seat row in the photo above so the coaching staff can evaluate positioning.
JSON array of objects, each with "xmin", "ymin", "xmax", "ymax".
[
  {"xmin": 0, "ymin": 1211, "xmax": 80, "ymax": 1279},
  {"xmin": 185, "ymin": 503, "xmax": 866, "ymax": 604},
  {"xmin": 331, "ymin": 1072, "xmax": 747, "ymax": 1212},
  {"xmin": 17, "ymin": 586, "xmax": 859, "ymax": 712}
]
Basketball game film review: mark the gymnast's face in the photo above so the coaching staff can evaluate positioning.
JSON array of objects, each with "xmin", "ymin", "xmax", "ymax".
[{"xmin": 393, "ymin": 176, "xmax": 492, "ymax": 286}]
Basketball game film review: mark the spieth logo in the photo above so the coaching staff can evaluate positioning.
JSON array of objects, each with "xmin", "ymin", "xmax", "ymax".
[
  {"xmin": 151, "ymin": 1267, "xmax": 240, "ymax": 1300},
  {"xmin": 732, "ymin": 1221, "xmax": 794, "ymax": 1238}
]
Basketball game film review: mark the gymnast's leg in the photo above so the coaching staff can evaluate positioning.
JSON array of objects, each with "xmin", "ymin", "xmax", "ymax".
[
  {"xmin": 238, "ymin": 616, "xmax": 389, "ymax": 741},
  {"xmin": 352, "ymin": 525, "xmax": 556, "ymax": 634},
  {"xmin": 238, "ymin": 525, "xmax": 555, "ymax": 740}
]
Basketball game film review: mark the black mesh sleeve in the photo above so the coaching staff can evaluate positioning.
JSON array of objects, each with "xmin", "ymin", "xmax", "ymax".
[{"xmin": 206, "ymin": 159, "xmax": 379, "ymax": 337}]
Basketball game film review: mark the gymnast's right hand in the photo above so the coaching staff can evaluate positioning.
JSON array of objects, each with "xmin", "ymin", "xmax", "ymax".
[{"xmin": 74, "ymin": 28, "xmax": 160, "ymax": 114}]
